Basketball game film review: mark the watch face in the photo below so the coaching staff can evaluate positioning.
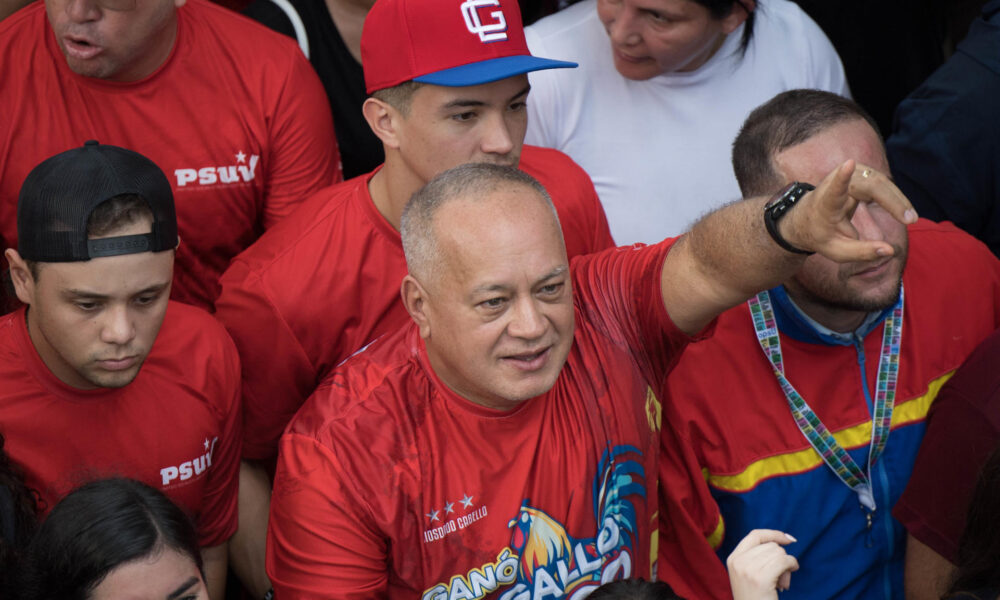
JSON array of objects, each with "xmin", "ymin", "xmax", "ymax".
[
  {"xmin": 765, "ymin": 182, "xmax": 799, "ymax": 211},
  {"xmin": 763, "ymin": 182, "xmax": 816, "ymax": 255},
  {"xmin": 766, "ymin": 182, "xmax": 815, "ymax": 212}
]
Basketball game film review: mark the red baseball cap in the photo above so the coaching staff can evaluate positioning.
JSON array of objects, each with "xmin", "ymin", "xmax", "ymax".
[{"xmin": 362, "ymin": 0, "xmax": 577, "ymax": 93}]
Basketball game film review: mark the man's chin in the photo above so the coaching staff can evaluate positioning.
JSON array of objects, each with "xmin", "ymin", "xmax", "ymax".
[
  {"xmin": 62, "ymin": 52, "xmax": 115, "ymax": 80},
  {"xmin": 507, "ymin": 369, "xmax": 563, "ymax": 403},
  {"xmin": 845, "ymin": 279, "xmax": 903, "ymax": 313},
  {"xmin": 83, "ymin": 364, "xmax": 144, "ymax": 389}
]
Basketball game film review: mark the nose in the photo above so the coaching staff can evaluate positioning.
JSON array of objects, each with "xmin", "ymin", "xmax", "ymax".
[
  {"xmin": 607, "ymin": 7, "xmax": 640, "ymax": 46},
  {"xmin": 480, "ymin": 112, "xmax": 515, "ymax": 157},
  {"xmin": 851, "ymin": 203, "xmax": 886, "ymax": 243},
  {"xmin": 100, "ymin": 305, "xmax": 136, "ymax": 346},
  {"xmin": 507, "ymin": 297, "xmax": 547, "ymax": 341},
  {"xmin": 65, "ymin": 0, "xmax": 101, "ymax": 22}
]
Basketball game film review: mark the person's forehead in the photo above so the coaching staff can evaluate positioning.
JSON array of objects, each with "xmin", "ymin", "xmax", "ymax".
[
  {"xmin": 90, "ymin": 548, "xmax": 201, "ymax": 600},
  {"xmin": 37, "ymin": 250, "xmax": 172, "ymax": 294},
  {"xmin": 774, "ymin": 119, "xmax": 888, "ymax": 184},
  {"xmin": 413, "ymin": 74, "xmax": 530, "ymax": 107},
  {"xmin": 616, "ymin": 0, "xmax": 711, "ymax": 18},
  {"xmin": 434, "ymin": 185, "xmax": 551, "ymax": 234},
  {"xmin": 433, "ymin": 189, "xmax": 565, "ymax": 283}
]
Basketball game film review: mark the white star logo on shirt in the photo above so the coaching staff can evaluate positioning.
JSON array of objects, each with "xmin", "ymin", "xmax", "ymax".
[
  {"xmin": 460, "ymin": 494, "xmax": 474, "ymax": 509},
  {"xmin": 443, "ymin": 501, "xmax": 455, "ymax": 514},
  {"xmin": 426, "ymin": 510, "xmax": 440, "ymax": 522},
  {"xmin": 236, "ymin": 151, "xmax": 246, "ymax": 164},
  {"xmin": 203, "ymin": 438, "xmax": 210, "ymax": 451}
]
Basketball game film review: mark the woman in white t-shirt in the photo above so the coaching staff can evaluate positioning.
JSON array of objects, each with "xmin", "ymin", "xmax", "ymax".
[{"xmin": 525, "ymin": 0, "xmax": 849, "ymax": 244}]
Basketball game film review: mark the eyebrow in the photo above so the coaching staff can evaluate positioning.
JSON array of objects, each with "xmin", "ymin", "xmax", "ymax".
[
  {"xmin": 508, "ymin": 85, "xmax": 531, "ymax": 102},
  {"xmin": 166, "ymin": 576, "xmax": 199, "ymax": 600},
  {"xmin": 62, "ymin": 282, "xmax": 169, "ymax": 300},
  {"xmin": 470, "ymin": 265, "xmax": 568, "ymax": 295},
  {"xmin": 441, "ymin": 85, "xmax": 532, "ymax": 110}
]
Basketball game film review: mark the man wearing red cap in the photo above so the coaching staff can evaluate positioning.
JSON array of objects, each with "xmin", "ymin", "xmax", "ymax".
[
  {"xmin": 213, "ymin": 0, "xmax": 612, "ymax": 589},
  {"xmin": 0, "ymin": 0, "xmax": 342, "ymax": 312},
  {"xmin": 216, "ymin": 0, "xmax": 610, "ymax": 467}
]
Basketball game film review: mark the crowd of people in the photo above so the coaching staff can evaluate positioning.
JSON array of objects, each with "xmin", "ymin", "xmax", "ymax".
[{"xmin": 0, "ymin": 0, "xmax": 999, "ymax": 597}]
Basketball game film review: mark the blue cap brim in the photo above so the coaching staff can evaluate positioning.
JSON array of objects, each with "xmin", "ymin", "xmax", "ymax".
[{"xmin": 414, "ymin": 55, "xmax": 577, "ymax": 87}]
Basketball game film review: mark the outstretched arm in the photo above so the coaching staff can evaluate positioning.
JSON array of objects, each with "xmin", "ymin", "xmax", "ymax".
[
  {"xmin": 662, "ymin": 160, "xmax": 916, "ymax": 335},
  {"xmin": 726, "ymin": 529, "xmax": 800, "ymax": 600}
]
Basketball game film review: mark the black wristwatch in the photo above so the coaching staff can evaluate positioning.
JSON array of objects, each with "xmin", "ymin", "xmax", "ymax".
[{"xmin": 763, "ymin": 181, "xmax": 815, "ymax": 255}]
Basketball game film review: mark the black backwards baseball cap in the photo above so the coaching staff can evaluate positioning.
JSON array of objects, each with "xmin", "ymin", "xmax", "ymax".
[{"xmin": 17, "ymin": 140, "xmax": 178, "ymax": 262}]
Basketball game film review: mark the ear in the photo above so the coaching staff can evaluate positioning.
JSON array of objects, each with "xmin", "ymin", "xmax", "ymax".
[
  {"xmin": 401, "ymin": 274, "xmax": 432, "ymax": 339},
  {"xmin": 721, "ymin": 0, "xmax": 754, "ymax": 34},
  {"xmin": 363, "ymin": 97, "xmax": 403, "ymax": 150},
  {"xmin": 5, "ymin": 249, "xmax": 36, "ymax": 306}
]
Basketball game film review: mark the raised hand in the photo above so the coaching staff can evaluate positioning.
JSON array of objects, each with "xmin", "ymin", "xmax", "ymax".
[{"xmin": 780, "ymin": 160, "xmax": 917, "ymax": 262}]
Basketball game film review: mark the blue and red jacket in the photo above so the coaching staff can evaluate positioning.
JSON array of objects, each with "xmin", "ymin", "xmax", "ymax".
[{"xmin": 657, "ymin": 220, "xmax": 1000, "ymax": 600}]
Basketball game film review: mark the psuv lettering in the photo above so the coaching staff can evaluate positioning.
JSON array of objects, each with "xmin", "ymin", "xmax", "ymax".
[
  {"xmin": 174, "ymin": 155, "xmax": 259, "ymax": 187},
  {"xmin": 160, "ymin": 437, "xmax": 218, "ymax": 485}
]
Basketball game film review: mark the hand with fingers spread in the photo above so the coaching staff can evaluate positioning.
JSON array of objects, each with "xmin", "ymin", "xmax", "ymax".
[
  {"xmin": 726, "ymin": 529, "xmax": 800, "ymax": 600},
  {"xmin": 779, "ymin": 160, "xmax": 918, "ymax": 263}
]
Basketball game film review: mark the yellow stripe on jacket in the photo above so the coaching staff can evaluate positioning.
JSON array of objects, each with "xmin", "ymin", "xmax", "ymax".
[{"xmin": 704, "ymin": 373, "xmax": 953, "ymax": 494}]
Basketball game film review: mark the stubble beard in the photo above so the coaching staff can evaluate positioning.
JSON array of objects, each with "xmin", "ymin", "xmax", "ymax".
[{"xmin": 793, "ymin": 244, "xmax": 908, "ymax": 316}]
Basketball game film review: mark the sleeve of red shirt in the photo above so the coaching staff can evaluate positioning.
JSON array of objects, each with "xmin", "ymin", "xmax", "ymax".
[
  {"xmin": 657, "ymin": 402, "xmax": 732, "ymax": 600},
  {"xmin": 261, "ymin": 49, "xmax": 342, "ymax": 227},
  {"xmin": 195, "ymin": 321, "xmax": 244, "ymax": 547},
  {"xmin": 892, "ymin": 335, "xmax": 1000, "ymax": 562},
  {"xmin": 215, "ymin": 259, "xmax": 317, "ymax": 461},
  {"xmin": 267, "ymin": 432, "xmax": 388, "ymax": 598},
  {"xmin": 570, "ymin": 239, "xmax": 711, "ymax": 384}
]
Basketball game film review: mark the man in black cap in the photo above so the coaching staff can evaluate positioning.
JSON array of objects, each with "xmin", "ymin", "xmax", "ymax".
[
  {"xmin": 0, "ymin": 142, "xmax": 241, "ymax": 599},
  {"xmin": 0, "ymin": 0, "xmax": 341, "ymax": 313}
]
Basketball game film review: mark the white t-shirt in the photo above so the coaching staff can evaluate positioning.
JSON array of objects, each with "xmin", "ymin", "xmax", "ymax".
[{"xmin": 525, "ymin": 0, "xmax": 850, "ymax": 244}]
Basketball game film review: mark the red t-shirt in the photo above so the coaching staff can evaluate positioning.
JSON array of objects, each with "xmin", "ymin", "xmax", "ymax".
[
  {"xmin": 0, "ymin": 0, "xmax": 341, "ymax": 311},
  {"xmin": 0, "ymin": 302, "xmax": 242, "ymax": 547},
  {"xmin": 266, "ymin": 241, "xmax": 695, "ymax": 599},
  {"xmin": 215, "ymin": 146, "xmax": 615, "ymax": 461}
]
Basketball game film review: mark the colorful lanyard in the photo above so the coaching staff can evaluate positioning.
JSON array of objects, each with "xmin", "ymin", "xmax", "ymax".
[{"xmin": 747, "ymin": 288, "xmax": 904, "ymax": 514}]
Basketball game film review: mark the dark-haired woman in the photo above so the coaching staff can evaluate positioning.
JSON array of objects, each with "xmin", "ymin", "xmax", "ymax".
[
  {"xmin": 589, "ymin": 578, "xmax": 685, "ymax": 599},
  {"xmin": 17, "ymin": 478, "xmax": 207, "ymax": 600},
  {"xmin": 523, "ymin": 0, "xmax": 849, "ymax": 245},
  {"xmin": 0, "ymin": 432, "xmax": 36, "ymax": 597}
]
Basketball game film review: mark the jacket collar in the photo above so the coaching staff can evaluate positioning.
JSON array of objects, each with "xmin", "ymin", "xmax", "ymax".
[{"xmin": 769, "ymin": 285, "xmax": 892, "ymax": 346}]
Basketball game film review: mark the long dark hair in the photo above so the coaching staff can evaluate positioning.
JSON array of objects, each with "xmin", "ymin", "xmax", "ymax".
[
  {"xmin": 695, "ymin": 0, "xmax": 756, "ymax": 56},
  {"xmin": 588, "ymin": 578, "xmax": 685, "ymax": 599},
  {"xmin": 945, "ymin": 443, "xmax": 1000, "ymax": 597},
  {"xmin": 0, "ymin": 432, "xmax": 38, "ymax": 597},
  {"xmin": 16, "ymin": 478, "xmax": 203, "ymax": 600}
]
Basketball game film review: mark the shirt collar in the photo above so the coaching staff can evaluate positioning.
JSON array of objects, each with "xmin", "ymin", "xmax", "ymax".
[{"xmin": 769, "ymin": 285, "xmax": 892, "ymax": 345}]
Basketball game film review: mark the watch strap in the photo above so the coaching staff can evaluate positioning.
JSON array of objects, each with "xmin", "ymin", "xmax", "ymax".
[{"xmin": 764, "ymin": 182, "xmax": 815, "ymax": 255}]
